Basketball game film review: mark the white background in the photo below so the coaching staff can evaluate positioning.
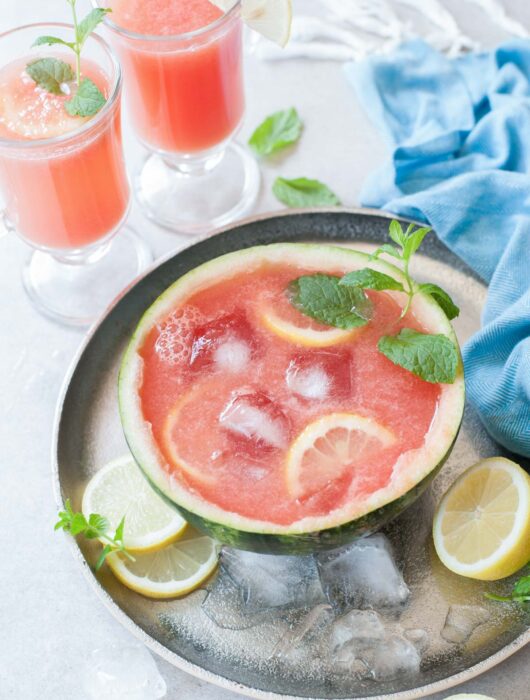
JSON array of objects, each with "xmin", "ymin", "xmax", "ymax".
[{"xmin": 1, "ymin": 1, "xmax": 529, "ymax": 698}]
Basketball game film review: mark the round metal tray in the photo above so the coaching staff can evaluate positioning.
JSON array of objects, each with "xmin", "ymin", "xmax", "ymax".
[{"xmin": 53, "ymin": 208, "xmax": 529, "ymax": 699}]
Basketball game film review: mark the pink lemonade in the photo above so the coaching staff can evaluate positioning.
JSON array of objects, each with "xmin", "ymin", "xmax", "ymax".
[
  {"xmin": 0, "ymin": 55, "xmax": 129, "ymax": 250},
  {"xmin": 108, "ymin": 0, "xmax": 244, "ymax": 153},
  {"xmin": 137, "ymin": 263, "xmax": 441, "ymax": 527}
]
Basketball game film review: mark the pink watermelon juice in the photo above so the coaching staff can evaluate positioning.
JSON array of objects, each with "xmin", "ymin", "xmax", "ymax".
[
  {"xmin": 0, "ymin": 55, "xmax": 129, "ymax": 250},
  {"xmin": 107, "ymin": 0, "xmax": 244, "ymax": 154},
  {"xmin": 137, "ymin": 263, "xmax": 441, "ymax": 526}
]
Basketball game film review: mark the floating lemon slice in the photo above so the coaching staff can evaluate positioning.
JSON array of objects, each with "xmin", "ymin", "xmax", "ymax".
[
  {"xmin": 107, "ymin": 527, "xmax": 219, "ymax": 599},
  {"xmin": 82, "ymin": 455, "xmax": 187, "ymax": 554},
  {"xmin": 261, "ymin": 307, "xmax": 357, "ymax": 348},
  {"xmin": 433, "ymin": 457, "xmax": 530, "ymax": 581},
  {"xmin": 285, "ymin": 413, "xmax": 396, "ymax": 499},
  {"xmin": 211, "ymin": 0, "xmax": 292, "ymax": 47}
]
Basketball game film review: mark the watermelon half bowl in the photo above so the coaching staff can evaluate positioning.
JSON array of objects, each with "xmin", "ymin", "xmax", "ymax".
[{"xmin": 118, "ymin": 243, "xmax": 465, "ymax": 554}]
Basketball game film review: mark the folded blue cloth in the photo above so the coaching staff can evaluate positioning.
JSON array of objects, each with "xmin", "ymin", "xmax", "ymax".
[{"xmin": 345, "ymin": 39, "xmax": 530, "ymax": 458}]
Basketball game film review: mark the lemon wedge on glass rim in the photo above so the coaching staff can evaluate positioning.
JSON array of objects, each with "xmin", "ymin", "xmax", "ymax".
[
  {"xmin": 210, "ymin": 0, "xmax": 292, "ymax": 47},
  {"xmin": 433, "ymin": 457, "xmax": 530, "ymax": 581}
]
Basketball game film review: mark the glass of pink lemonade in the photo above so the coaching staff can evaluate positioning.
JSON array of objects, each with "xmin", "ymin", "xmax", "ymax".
[
  {"xmin": 0, "ymin": 23, "xmax": 151, "ymax": 325},
  {"xmin": 97, "ymin": 0, "xmax": 260, "ymax": 235}
]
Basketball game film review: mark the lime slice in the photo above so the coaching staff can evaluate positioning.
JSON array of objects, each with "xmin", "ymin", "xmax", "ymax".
[
  {"xmin": 285, "ymin": 413, "xmax": 396, "ymax": 499},
  {"xmin": 261, "ymin": 307, "xmax": 357, "ymax": 348},
  {"xmin": 211, "ymin": 0, "xmax": 292, "ymax": 47},
  {"xmin": 107, "ymin": 527, "xmax": 219, "ymax": 599},
  {"xmin": 433, "ymin": 457, "xmax": 530, "ymax": 581},
  {"xmin": 82, "ymin": 455, "xmax": 187, "ymax": 554}
]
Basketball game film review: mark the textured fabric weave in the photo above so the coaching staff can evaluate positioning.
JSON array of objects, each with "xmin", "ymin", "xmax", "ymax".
[{"xmin": 345, "ymin": 39, "xmax": 530, "ymax": 457}]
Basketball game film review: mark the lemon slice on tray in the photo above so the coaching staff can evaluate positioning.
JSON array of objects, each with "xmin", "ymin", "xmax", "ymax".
[
  {"xmin": 82, "ymin": 455, "xmax": 187, "ymax": 553},
  {"xmin": 285, "ymin": 413, "xmax": 396, "ymax": 499},
  {"xmin": 107, "ymin": 527, "xmax": 219, "ymax": 599},
  {"xmin": 433, "ymin": 457, "xmax": 530, "ymax": 581},
  {"xmin": 211, "ymin": 0, "xmax": 292, "ymax": 47}
]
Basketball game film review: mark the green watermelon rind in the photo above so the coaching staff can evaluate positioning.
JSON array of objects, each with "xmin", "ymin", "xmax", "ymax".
[{"xmin": 118, "ymin": 243, "xmax": 465, "ymax": 553}]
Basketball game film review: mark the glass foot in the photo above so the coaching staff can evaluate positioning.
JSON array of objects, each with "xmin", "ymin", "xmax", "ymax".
[
  {"xmin": 135, "ymin": 141, "xmax": 261, "ymax": 235},
  {"xmin": 22, "ymin": 226, "xmax": 152, "ymax": 327}
]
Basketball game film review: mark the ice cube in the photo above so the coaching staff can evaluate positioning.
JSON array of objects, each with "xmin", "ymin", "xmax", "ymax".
[
  {"xmin": 286, "ymin": 362, "xmax": 330, "ymax": 400},
  {"xmin": 286, "ymin": 350, "xmax": 351, "ymax": 401},
  {"xmin": 404, "ymin": 628, "xmax": 430, "ymax": 654},
  {"xmin": 317, "ymin": 534, "xmax": 410, "ymax": 611},
  {"xmin": 219, "ymin": 390, "xmax": 289, "ymax": 453},
  {"xmin": 221, "ymin": 548, "xmax": 325, "ymax": 612},
  {"xmin": 81, "ymin": 643, "xmax": 167, "ymax": 700},
  {"xmin": 441, "ymin": 605, "xmax": 490, "ymax": 644},
  {"xmin": 189, "ymin": 312, "xmax": 255, "ymax": 371},
  {"xmin": 271, "ymin": 603, "xmax": 333, "ymax": 659},
  {"xmin": 329, "ymin": 610, "xmax": 385, "ymax": 654},
  {"xmin": 213, "ymin": 338, "xmax": 251, "ymax": 373},
  {"xmin": 365, "ymin": 634, "xmax": 421, "ymax": 681},
  {"xmin": 202, "ymin": 570, "xmax": 271, "ymax": 630}
]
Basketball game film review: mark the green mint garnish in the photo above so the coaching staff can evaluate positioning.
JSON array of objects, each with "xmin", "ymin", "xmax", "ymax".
[
  {"xmin": 65, "ymin": 78, "xmax": 106, "ymax": 117},
  {"xmin": 54, "ymin": 498, "xmax": 133, "ymax": 571},
  {"xmin": 378, "ymin": 328, "xmax": 458, "ymax": 384},
  {"xmin": 249, "ymin": 107, "xmax": 303, "ymax": 157},
  {"xmin": 273, "ymin": 177, "xmax": 341, "ymax": 208},
  {"xmin": 289, "ymin": 274, "xmax": 372, "ymax": 330},
  {"xmin": 418, "ymin": 283, "xmax": 460, "ymax": 320},
  {"xmin": 27, "ymin": 2, "xmax": 111, "ymax": 117},
  {"xmin": 340, "ymin": 268, "xmax": 405, "ymax": 293},
  {"xmin": 26, "ymin": 58, "xmax": 74, "ymax": 95},
  {"xmin": 485, "ymin": 571, "xmax": 530, "ymax": 610}
]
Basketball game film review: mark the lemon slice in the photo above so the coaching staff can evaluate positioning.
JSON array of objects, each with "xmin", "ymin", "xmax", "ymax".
[
  {"xmin": 106, "ymin": 527, "xmax": 219, "ymax": 599},
  {"xmin": 82, "ymin": 455, "xmax": 187, "ymax": 554},
  {"xmin": 211, "ymin": 0, "xmax": 292, "ymax": 47},
  {"xmin": 433, "ymin": 457, "xmax": 530, "ymax": 581},
  {"xmin": 261, "ymin": 308, "xmax": 356, "ymax": 348},
  {"xmin": 285, "ymin": 413, "xmax": 396, "ymax": 499}
]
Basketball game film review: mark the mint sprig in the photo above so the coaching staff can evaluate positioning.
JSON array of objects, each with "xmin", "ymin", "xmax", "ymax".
[
  {"xmin": 286, "ymin": 219, "xmax": 460, "ymax": 385},
  {"xmin": 290, "ymin": 274, "xmax": 372, "ymax": 330},
  {"xmin": 273, "ymin": 177, "xmax": 341, "ymax": 208},
  {"xmin": 485, "ymin": 571, "xmax": 530, "ymax": 610},
  {"xmin": 249, "ymin": 107, "xmax": 303, "ymax": 157},
  {"xmin": 27, "ymin": 2, "xmax": 110, "ymax": 118},
  {"xmin": 55, "ymin": 498, "xmax": 134, "ymax": 571},
  {"xmin": 378, "ymin": 328, "xmax": 458, "ymax": 384}
]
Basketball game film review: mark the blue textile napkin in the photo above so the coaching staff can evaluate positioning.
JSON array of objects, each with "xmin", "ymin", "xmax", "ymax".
[{"xmin": 345, "ymin": 39, "xmax": 530, "ymax": 458}]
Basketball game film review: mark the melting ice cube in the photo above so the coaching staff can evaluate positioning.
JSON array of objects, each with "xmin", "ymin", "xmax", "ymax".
[
  {"xmin": 221, "ymin": 548, "xmax": 325, "ymax": 613},
  {"xmin": 364, "ymin": 634, "xmax": 421, "ymax": 681},
  {"xmin": 286, "ymin": 350, "xmax": 351, "ymax": 401},
  {"xmin": 219, "ymin": 390, "xmax": 289, "ymax": 453},
  {"xmin": 271, "ymin": 603, "xmax": 333, "ymax": 660},
  {"xmin": 404, "ymin": 628, "xmax": 429, "ymax": 654},
  {"xmin": 213, "ymin": 338, "xmax": 251, "ymax": 373},
  {"xmin": 317, "ymin": 534, "xmax": 410, "ymax": 611},
  {"xmin": 441, "ymin": 605, "xmax": 490, "ymax": 644},
  {"xmin": 329, "ymin": 610, "xmax": 385, "ymax": 654},
  {"xmin": 81, "ymin": 643, "xmax": 166, "ymax": 700}
]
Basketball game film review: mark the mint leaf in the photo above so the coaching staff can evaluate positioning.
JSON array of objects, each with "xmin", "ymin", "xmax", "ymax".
[
  {"xmin": 289, "ymin": 274, "xmax": 372, "ymax": 330},
  {"xmin": 340, "ymin": 268, "xmax": 404, "ymax": 292},
  {"xmin": 26, "ymin": 58, "xmax": 74, "ymax": 95},
  {"xmin": 420, "ymin": 283, "xmax": 460, "ymax": 320},
  {"xmin": 249, "ymin": 107, "xmax": 303, "ymax": 157},
  {"xmin": 114, "ymin": 516, "xmax": 126, "ymax": 544},
  {"xmin": 86, "ymin": 513, "xmax": 109, "ymax": 538},
  {"xmin": 403, "ymin": 226, "xmax": 431, "ymax": 260},
  {"xmin": 78, "ymin": 8, "xmax": 112, "ymax": 46},
  {"xmin": 69, "ymin": 512, "xmax": 88, "ymax": 535},
  {"xmin": 369, "ymin": 243, "xmax": 401, "ymax": 261},
  {"xmin": 95, "ymin": 544, "xmax": 112, "ymax": 571},
  {"xmin": 32, "ymin": 36, "xmax": 75, "ymax": 50},
  {"xmin": 378, "ymin": 328, "xmax": 458, "ymax": 384},
  {"xmin": 273, "ymin": 177, "xmax": 341, "ymax": 208},
  {"xmin": 513, "ymin": 576, "xmax": 530, "ymax": 599},
  {"xmin": 388, "ymin": 220, "xmax": 406, "ymax": 248},
  {"xmin": 65, "ymin": 78, "xmax": 106, "ymax": 117}
]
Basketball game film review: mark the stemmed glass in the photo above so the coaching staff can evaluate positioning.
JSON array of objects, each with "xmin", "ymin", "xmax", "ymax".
[
  {"xmin": 96, "ymin": 0, "xmax": 260, "ymax": 235},
  {"xmin": 0, "ymin": 24, "xmax": 151, "ymax": 326}
]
